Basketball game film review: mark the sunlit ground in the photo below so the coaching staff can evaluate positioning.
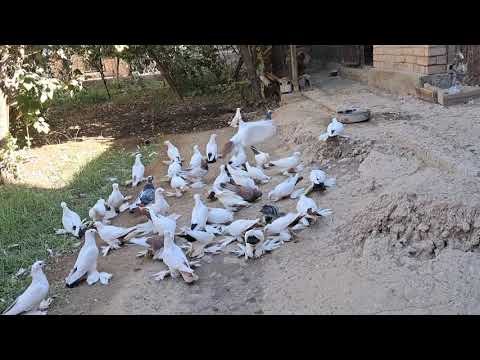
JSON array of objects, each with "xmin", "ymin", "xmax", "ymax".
[{"xmin": 15, "ymin": 137, "xmax": 114, "ymax": 189}]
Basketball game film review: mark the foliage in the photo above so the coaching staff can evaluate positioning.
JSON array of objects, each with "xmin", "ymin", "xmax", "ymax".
[
  {"xmin": 0, "ymin": 134, "xmax": 20, "ymax": 183},
  {"xmin": 0, "ymin": 45, "xmax": 85, "ymax": 147}
]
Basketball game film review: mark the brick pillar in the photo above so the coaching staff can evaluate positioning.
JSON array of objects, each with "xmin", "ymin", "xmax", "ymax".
[{"xmin": 373, "ymin": 45, "xmax": 447, "ymax": 75}]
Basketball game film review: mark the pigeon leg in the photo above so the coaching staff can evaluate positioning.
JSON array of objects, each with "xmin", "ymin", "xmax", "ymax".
[
  {"xmin": 101, "ymin": 245, "xmax": 111, "ymax": 257},
  {"xmin": 152, "ymin": 270, "xmax": 170, "ymax": 281},
  {"xmin": 39, "ymin": 297, "xmax": 53, "ymax": 311},
  {"xmin": 99, "ymin": 272, "xmax": 112, "ymax": 285},
  {"xmin": 86, "ymin": 271, "xmax": 100, "ymax": 285},
  {"xmin": 136, "ymin": 249, "xmax": 149, "ymax": 257}
]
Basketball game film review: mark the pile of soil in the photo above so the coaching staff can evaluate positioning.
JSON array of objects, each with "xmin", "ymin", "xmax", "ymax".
[{"xmin": 343, "ymin": 193, "xmax": 480, "ymax": 260}]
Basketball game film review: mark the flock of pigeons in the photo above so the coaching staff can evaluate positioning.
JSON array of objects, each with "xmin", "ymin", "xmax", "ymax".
[{"xmin": 3, "ymin": 108, "xmax": 347, "ymax": 315}]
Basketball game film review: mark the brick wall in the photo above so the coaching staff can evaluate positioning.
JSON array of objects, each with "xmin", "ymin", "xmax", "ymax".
[{"xmin": 373, "ymin": 45, "xmax": 447, "ymax": 75}]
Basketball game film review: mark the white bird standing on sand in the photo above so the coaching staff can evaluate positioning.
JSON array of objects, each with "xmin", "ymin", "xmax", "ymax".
[
  {"xmin": 147, "ymin": 208, "xmax": 178, "ymax": 235},
  {"xmin": 2, "ymin": 261, "xmax": 50, "ymax": 315},
  {"xmin": 107, "ymin": 183, "xmax": 130, "ymax": 213},
  {"xmin": 189, "ymin": 145, "xmax": 203, "ymax": 169},
  {"xmin": 147, "ymin": 188, "xmax": 170, "ymax": 216},
  {"xmin": 152, "ymin": 231, "xmax": 199, "ymax": 283},
  {"xmin": 264, "ymin": 212, "xmax": 305, "ymax": 243},
  {"xmin": 89, "ymin": 198, "xmax": 108, "ymax": 222},
  {"xmin": 132, "ymin": 153, "xmax": 145, "ymax": 187},
  {"xmin": 228, "ymin": 145, "xmax": 247, "ymax": 169},
  {"xmin": 222, "ymin": 110, "xmax": 276, "ymax": 157},
  {"xmin": 268, "ymin": 174, "xmax": 304, "ymax": 202},
  {"xmin": 207, "ymin": 207, "xmax": 234, "ymax": 224},
  {"xmin": 268, "ymin": 151, "xmax": 302, "ymax": 172},
  {"xmin": 206, "ymin": 134, "xmax": 218, "ymax": 163},
  {"xmin": 229, "ymin": 107, "xmax": 243, "ymax": 128},
  {"xmin": 243, "ymin": 229, "xmax": 265, "ymax": 259},
  {"xmin": 58, "ymin": 202, "xmax": 83, "ymax": 238},
  {"xmin": 167, "ymin": 174, "xmax": 189, "ymax": 197},
  {"xmin": 215, "ymin": 190, "xmax": 250, "ymax": 212},
  {"xmin": 295, "ymin": 194, "xmax": 333, "ymax": 229},
  {"xmin": 250, "ymin": 146, "xmax": 271, "ymax": 169},
  {"xmin": 94, "ymin": 221, "xmax": 137, "ymax": 256},
  {"xmin": 319, "ymin": 117, "xmax": 346, "ymax": 141},
  {"xmin": 167, "ymin": 159, "xmax": 182, "ymax": 179},
  {"xmin": 164, "ymin": 140, "xmax": 182, "ymax": 163},
  {"xmin": 245, "ymin": 162, "xmax": 270, "ymax": 183},
  {"xmin": 309, "ymin": 169, "xmax": 336, "ymax": 192},
  {"xmin": 226, "ymin": 164, "xmax": 257, "ymax": 189},
  {"xmin": 191, "ymin": 194, "xmax": 208, "ymax": 231},
  {"xmin": 65, "ymin": 229, "xmax": 112, "ymax": 288}
]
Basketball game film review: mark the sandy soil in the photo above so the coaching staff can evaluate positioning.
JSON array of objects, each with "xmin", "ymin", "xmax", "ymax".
[{"xmin": 49, "ymin": 74, "xmax": 480, "ymax": 314}]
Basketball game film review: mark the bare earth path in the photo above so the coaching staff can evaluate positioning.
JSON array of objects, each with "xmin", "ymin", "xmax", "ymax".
[{"xmin": 50, "ymin": 74, "xmax": 480, "ymax": 314}]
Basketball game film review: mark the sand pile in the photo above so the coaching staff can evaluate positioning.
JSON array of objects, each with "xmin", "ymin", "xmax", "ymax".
[
  {"xmin": 343, "ymin": 192, "xmax": 480, "ymax": 260},
  {"xmin": 276, "ymin": 116, "xmax": 372, "ymax": 164}
]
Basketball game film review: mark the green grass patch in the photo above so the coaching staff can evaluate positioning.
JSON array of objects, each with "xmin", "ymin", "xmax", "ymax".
[{"xmin": 0, "ymin": 143, "xmax": 157, "ymax": 312}]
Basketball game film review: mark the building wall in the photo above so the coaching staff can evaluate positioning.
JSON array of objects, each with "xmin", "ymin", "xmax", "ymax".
[{"xmin": 373, "ymin": 45, "xmax": 447, "ymax": 75}]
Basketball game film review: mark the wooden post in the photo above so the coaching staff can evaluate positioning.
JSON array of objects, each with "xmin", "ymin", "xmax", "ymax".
[
  {"xmin": 0, "ymin": 90, "xmax": 9, "ymax": 143},
  {"xmin": 290, "ymin": 45, "xmax": 299, "ymax": 92}
]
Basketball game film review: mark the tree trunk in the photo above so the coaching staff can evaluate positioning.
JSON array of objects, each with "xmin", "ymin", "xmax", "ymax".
[
  {"xmin": 116, "ymin": 56, "xmax": 120, "ymax": 82},
  {"xmin": 463, "ymin": 45, "xmax": 480, "ymax": 86},
  {"xmin": 146, "ymin": 46, "xmax": 184, "ymax": 102},
  {"xmin": 0, "ymin": 90, "xmax": 9, "ymax": 146},
  {"xmin": 239, "ymin": 45, "xmax": 263, "ymax": 101},
  {"xmin": 97, "ymin": 59, "xmax": 111, "ymax": 100},
  {"xmin": 233, "ymin": 56, "xmax": 244, "ymax": 81}
]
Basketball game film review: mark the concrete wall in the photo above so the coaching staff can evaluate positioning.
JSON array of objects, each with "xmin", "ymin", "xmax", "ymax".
[{"xmin": 373, "ymin": 45, "xmax": 447, "ymax": 75}]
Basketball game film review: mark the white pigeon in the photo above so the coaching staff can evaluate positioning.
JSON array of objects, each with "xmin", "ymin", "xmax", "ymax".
[
  {"xmin": 189, "ymin": 145, "xmax": 203, "ymax": 169},
  {"xmin": 224, "ymin": 218, "xmax": 260, "ymax": 238},
  {"xmin": 168, "ymin": 175, "xmax": 189, "ymax": 197},
  {"xmin": 180, "ymin": 161, "xmax": 208, "ymax": 182},
  {"xmin": 228, "ymin": 145, "xmax": 247, "ymax": 168},
  {"xmin": 94, "ymin": 221, "xmax": 137, "ymax": 256},
  {"xmin": 132, "ymin": 153, "xmax": 145, "ymax": 187},
  {"xmin": 207, "ymin": 207, "xmax": 234, "ymax": 224},
  {"xmin": 245, "ymin": 162, "xmax": 270, "ymax": 183},
  {"xmin": 191, "ymin": 194, "xmax": 208, "ymax": 231},
  {"xmin": 88, "ymin": 198, "xmax": 112, "ymax": 223},
  {"xmin": 164, "ymin": 140, "xmax": 182, "ymax": 163},
  {"xmin": 268, "ymin": 174, "xmax": 303, "ymax": 201},
  {"xmin": 107, "ymin": 183, "xmax": 129, "ymax": 212},
  {"xmin": 147, "ymin": 187, "xmax": 170, "ymax": 216},
  {"xmin": 269, "ymin": 151, "xmax": 302, "ymax": 171},
  {"xmin": 250, "ymin": 146, "xmax": 271, "ymax": 168},
  {"xmin": 309, "ymin": 169, "xmax": 336, "ymax": 191},
  {"xmin": 215, "ymin": 190, "xmax": 250, "ymax": 212},
  {"xmin": 295, "ymin": 194, "xmax": 333, "ymax": 226},
  {"xmin": 222, "ymin": 117, "xmax": 276, "ymax": 157},
  {"xmin": 3, "ymin": 260, "xmax": 49, "ymax": 315},
  {"xmin": 319, "ymin": 117, "xmax": 345, "ymax": 141},
  {"xmin": 206, "ymin": 134, "xmax": 218, "ymax": 163},
  {"xmin": 148, "ymin": 208, "xmax": 178, "ymax": 235},
  {"xmin": 59, "ymin": 202, "xmax": 83, "ymax": 238},
  {"xmin": 264, "ymin": 212, "xmax": 304, "ymax": 236},
  {"xmin": 229, "ymin": 107, "xmax": 243, "ymax": 128},
  {"xmin": 210, "ymin": 165, "xmax": 230, "ymax": 195},
  {"xmin": 226, "ymin": 164, "xmax": 257, "ymax": 189},
  {"xmin": 167, "ymin": 160, "xmax": 182, "ymax": 179},
  {"xmin": 244, "ymin": 229, "xmax": 265, "ymax": 259},
  {"xmin": 65, "ymin": 229, "xmax": 112, "ymax": 287},
  {"xmin": 155, "ymin": 230, "xmax": 198, "ymax": 283}
]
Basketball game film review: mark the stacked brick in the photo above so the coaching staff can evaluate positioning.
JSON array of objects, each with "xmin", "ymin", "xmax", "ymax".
[{"xmin": 373, "ymin": 45, "xmax": 447, "ymax": 75}]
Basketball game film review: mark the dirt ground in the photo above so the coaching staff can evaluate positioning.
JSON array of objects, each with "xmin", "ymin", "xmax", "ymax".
[{"xmin": 49, "ymin": 73, "xmax": 480, "ymax": 314}]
